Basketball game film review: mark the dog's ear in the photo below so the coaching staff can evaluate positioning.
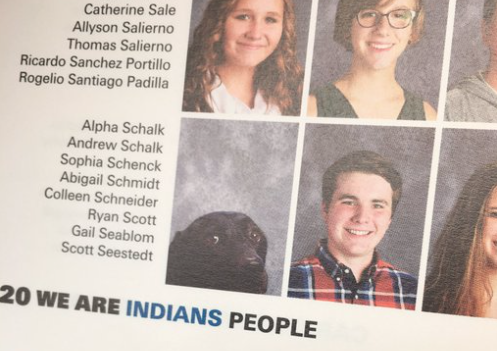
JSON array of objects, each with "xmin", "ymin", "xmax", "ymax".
[
  {"xmin": 169, "ymin": 230, "xmax": 192, "ymax": 265},
  {"xmin": 166, "ymin": 230, "xmax": 184, "ymax": 285},
  {"xmin": 169, "ymin": 230, "xmax": 183, "ymax": 249}
]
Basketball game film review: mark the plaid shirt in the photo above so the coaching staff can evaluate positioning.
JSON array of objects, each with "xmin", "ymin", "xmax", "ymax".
[{"xmin": 288, "ymin": 240, "xmax": 417, "ymax": 310}]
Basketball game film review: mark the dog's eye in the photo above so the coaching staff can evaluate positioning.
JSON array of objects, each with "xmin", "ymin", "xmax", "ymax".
[
  {"xmin": 206, "ymin": 235, "xmax": 220, "ymax": 245},
  {"xmin": 249, "ymin": 231, "xmax": 261, "ymax": 243}
]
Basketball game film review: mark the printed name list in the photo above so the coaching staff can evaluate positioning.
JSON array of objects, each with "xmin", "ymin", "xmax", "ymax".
[
  {"xmin": 18, "ymin": 3, "xmax": 179, "ymax": 89},
  {"xmin": 43, "ymin": 119, "xmax": 167, "ymax": 262}
]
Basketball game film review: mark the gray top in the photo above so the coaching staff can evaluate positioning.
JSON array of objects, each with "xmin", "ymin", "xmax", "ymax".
[
  {"xmin": 315, "ymin": 84, "xmax": 426, "ymax": 120},
  {"xmin": 445, "ymin": 73, "xmax": 497, "ymax": 122}
]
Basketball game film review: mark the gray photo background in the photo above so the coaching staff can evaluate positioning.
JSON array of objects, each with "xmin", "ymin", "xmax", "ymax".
[
  {"xmin": 310, "ymin": 0, "xmax": 450, "ymax": 109},
  {"xmin": 292, "ymin": 124, "xmax": 435, "ymax": 276},
  {"xmin": 169, "ymin": 118, "xmax": 299, "ymax": 295},
  {"xmin": 447, "ymin": 0, "xmax": 489, "ymax": 88},
  {"xmin": 427, "ymin": 129, "xmax": 497, "ymax": 274},
  {"xmin": 188, "ymin": 0, "xmax": 312, "ymax": 68}
]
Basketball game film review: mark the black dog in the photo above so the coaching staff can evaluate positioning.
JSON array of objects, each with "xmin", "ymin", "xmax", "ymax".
[{"xmin": 166, "ymin": 212, "xmax": 268, "ymax": 294}]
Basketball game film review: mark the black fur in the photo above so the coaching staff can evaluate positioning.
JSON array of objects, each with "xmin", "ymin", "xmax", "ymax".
[{"xmin": 166, "ymin": 212, "xmax": 268, "ymax": 294}]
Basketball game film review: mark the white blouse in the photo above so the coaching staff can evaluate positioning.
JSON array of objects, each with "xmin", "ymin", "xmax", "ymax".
[{"xmin": 208, "ymin": 78, "xmax": 281, "ymax": 115}]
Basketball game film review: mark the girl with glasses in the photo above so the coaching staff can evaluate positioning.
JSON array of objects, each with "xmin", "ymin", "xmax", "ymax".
[
  {"xmin": 183, "ymin": 0, "xmax": 303, "ymax": 116},
  {"xmin": 308, "ymin": 0, "xmax": 436, "ymax": 120}
]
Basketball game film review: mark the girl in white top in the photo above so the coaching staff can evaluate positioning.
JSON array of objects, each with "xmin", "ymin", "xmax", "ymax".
[{"xmin": 183, "ymin": 0, "xmax": 303, "ymax": 116}]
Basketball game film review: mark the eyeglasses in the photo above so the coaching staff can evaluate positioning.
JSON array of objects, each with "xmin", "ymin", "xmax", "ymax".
[{"xmin": 356, "ymin": 9, "xmax": 417, "ymax": 29}]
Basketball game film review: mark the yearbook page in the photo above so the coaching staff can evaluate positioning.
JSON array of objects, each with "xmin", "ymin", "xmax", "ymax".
[{"xmin": 1, "ymin": 0, "xmax": 496, "ymax": 350}]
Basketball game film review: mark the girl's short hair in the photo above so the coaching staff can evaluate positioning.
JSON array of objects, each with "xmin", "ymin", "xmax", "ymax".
[
  {"xmin": 183, "ymin": 0, "xmax": 303, "ymax": 116},
  {"xmin": 333, "ymin": 0, "xmax": 425, "ymax": 51}
]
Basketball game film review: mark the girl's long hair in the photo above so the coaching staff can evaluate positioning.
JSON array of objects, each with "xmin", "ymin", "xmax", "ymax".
[
  {"xmin": 182, "ymin": 0, "xmax": 303, "ymax": 116},
  {"xmin": 423, "ymin": 163, "xmax": 497, "ymax": 317}
]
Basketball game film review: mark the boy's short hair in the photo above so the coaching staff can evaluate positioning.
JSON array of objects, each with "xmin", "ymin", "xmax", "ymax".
[{"xmin": 322, "ymin": 150, "xmax": 402, "ymax": 213}]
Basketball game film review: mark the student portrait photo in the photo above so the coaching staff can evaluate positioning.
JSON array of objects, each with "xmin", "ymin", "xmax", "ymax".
[
  {"xmin": 445, "ymin": 0, "xmax": 497, "ymax": 122},
  {"xmin": 288, "ymin": 125, "xmax": 434, "ymax": 309},
  {"xmin": 167, "ymin": 118, "xmax": 298, "ymax": 295},
  {"xmin": 423, "ymin": 129, "xmax": 497, "ymax": 318},
  {"xmin": 182, "ymin": 0, "xmax": 311, "ymax": 116},
  {"xmin": 308, "ymin": 0, "xmax": 449, "ymax": 120}
]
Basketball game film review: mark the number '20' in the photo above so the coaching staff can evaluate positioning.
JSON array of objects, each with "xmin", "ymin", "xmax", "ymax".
[{"xmin": 0, "ymin": 285, "xmax": 31, "ymax": 305}]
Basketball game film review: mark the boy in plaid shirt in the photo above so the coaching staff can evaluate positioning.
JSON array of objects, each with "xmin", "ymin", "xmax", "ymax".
[{"xmin": 288, "ymin": 151, "xmax": 417, "ymax": 309}]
